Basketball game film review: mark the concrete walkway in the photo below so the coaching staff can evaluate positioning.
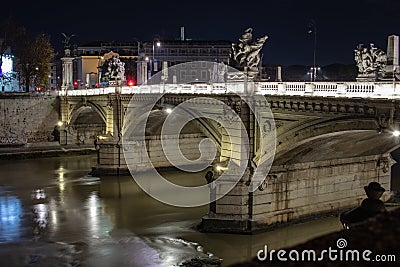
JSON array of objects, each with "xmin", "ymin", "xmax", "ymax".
[{"xmin": 0, "ymin": 142, "xmax": 96, "ymax": 159}]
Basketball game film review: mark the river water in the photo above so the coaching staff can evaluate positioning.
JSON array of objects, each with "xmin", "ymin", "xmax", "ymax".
[{"xmin": 0, "ymin": 155, "xmax": 342, "ymax": 266}]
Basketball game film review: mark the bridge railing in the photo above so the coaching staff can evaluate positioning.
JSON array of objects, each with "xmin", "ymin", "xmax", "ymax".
[
  {"xmin": 58, "ymin": 87, "xmax": 117, "ymax": 96},
  {"xmin": 57, "ymin": 81, "xmax": 400, "ymax": 99}
]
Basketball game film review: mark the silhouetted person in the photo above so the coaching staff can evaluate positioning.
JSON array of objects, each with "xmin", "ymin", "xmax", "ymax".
[
  {"xmin": 340, "ymin": 181, "xmax": 387, "ymax": 228},
  {"xmin": 361, "ymin": 182, "xmax": 386, "ymax": 213}
]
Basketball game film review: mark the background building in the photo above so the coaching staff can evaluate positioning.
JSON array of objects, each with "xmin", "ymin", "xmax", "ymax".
[
  {"xmin": 69, "ymin": 39, "xmax": 232, "ymax": 87},
  {"xmin": 48, "ymin": 60, "xmax": 62, "ymax": 90}
]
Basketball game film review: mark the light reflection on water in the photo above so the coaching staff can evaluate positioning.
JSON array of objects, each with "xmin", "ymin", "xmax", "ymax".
[
  {"xmin": 0, "ymin": 192, "xmax": 23, "ymax": 242},
  {"xmin": 0, "ymin": 155, "xmax": 342, "ymax": 266}
]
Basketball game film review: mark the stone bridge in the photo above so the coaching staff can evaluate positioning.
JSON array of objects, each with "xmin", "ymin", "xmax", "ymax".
[{"xmin": 58, "ymin": 81, "xmax": 400, "ymax": 233}]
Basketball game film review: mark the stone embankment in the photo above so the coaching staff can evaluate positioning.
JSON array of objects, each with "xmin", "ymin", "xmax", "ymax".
[{"xmin": 0, "ymin": 142, "xmax": 95, "ymax": 160}]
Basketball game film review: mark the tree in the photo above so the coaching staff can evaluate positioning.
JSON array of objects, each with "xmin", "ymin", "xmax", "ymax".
[
  {"xmin": 16, "ymin": 34, "xmax": 54, "ymax": 92},
  {"xmin": 0, "ymin": 18, "xmax": 54, "ymax": 92}
]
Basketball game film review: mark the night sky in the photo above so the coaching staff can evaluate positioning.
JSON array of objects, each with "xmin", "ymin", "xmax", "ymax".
[{"xmin": 3, "ymin": 0, "xmax": 400, "ymax": 66}]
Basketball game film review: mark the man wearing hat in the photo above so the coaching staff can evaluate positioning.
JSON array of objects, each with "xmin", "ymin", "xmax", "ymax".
[
  {"xmin": 340, "ymin": 181, "xmax": 387, "ymax": 228},
  {"xmin": 361, "ymin": 181, "xmax": 386, "ymax": 214}
]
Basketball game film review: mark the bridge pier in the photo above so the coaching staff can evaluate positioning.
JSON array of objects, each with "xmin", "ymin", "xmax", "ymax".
[
  {"xmin": 58, "ymin": 125, "xmax": 74, "ymax": 146},
  {"xmin": 202, "ymin": 179, "xmax": 254, "ymax": 234},
  {"xmin": 201, "ymin": 153, "xmax": 393, "ymax": 234},
  {"xmin": 91, "ymin": 135, "xmax": 129, "ymax": 175}
]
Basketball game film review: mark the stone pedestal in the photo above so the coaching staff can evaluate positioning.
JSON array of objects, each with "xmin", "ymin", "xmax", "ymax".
[
  {"xmin": 137, "ymin": 60, "xmax": 148, "ymax": 85},
  {"xmin": 61, "ymin": 54, "xmax": 74, "ymax": 90},
  {"xmin": 386, "ymin": 35, "xmax": 399, "ymax": 76},
  {"xmin": 356, "ymin": 73, "xmax": 377, "ymax": 82},
  {"xmin": 226, "ymin": 70, "xmax": 258, "ymax": 82}
]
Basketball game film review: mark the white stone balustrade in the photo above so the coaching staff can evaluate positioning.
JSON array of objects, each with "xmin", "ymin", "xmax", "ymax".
[{"xmin": 57, "ymin": 81, "xmax": 400, "ymax": 99}]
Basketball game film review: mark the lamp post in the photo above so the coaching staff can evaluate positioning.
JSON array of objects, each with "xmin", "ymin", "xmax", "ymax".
[
  {"xmin": 308, "ymin": 20, "xmax": 317, "ymax": 82},
  {"xmin": 309, "ymin": 66, "xmax": 320, "ymax": 82},
  {"xmin": 152, "ymin": 40, "xmax": 161, "ymax": 75}
]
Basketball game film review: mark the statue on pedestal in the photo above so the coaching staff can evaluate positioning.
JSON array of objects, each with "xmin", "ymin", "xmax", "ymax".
[
  {"xmin": 354, "ymin": 43, "xmax": 387, "ymax": 80},
  {"xmin": 61, "ymin": 33, "xmax": 75, "ymax": 57},
  {"xmin": 100, "ymin": 52, "xmax": 125, "ymax": 85},
  {"xmin": 229, "ymin": 28, "xmax": 268, "ymax": 73}
]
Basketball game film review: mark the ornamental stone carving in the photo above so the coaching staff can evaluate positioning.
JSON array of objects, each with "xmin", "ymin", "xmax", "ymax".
[
  {"xmin": 229, "ymin": 28, "xmax": 268, "ymax": 72},
  {"xmin": 354, "ymin": 43, "xmax": 387, "ymax": 79}
]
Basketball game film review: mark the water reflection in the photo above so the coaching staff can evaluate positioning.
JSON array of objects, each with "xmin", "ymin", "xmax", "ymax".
[
  {"xmin": 86, "ymin": 192, "xmax": 101, "ymax": 238},
  {"xmin": 58, "ymin": 170, "xmax": 65, "ymax": 194},
  {"xmin": 30, "ymin": 189, "xmax": 49, "ymax": 237},
  {"xmin": 32, "ymin": 203, "xmax": 48, "ymax": 236},
  {"xmin": 0, "ymin": 156, "xmax": 343, "ymax": 266},
  {"xmin": 0, "ymin": 190, "xmax": 22, "ymax": 242},
  {"xmin": 31, "ymin": 189, "xmax": 46, "ymax": 201}
]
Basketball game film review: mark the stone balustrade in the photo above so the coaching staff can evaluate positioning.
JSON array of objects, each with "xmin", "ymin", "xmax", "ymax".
[{"xmin": 57, "ymin": 81, "xmax": 400, "ymax": 99}]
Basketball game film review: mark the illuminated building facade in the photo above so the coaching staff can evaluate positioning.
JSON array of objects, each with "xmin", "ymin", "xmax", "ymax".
[
  {"xmin": 0, "ymin": 48, "xmax": 20, "ymax": 92},
  {"xmin": 69, "ymin": 39, "xmax": 232, "ymax": 87}
]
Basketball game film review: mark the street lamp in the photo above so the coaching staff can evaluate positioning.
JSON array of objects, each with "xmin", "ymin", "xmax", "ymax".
[
  {"xmin": 309, "ymin": 66, "xmax": 321, "ymax": 82},
  {"xmin": 152, "ymin": 40, "xmax": 161, "ymax": 74},
  {"xmin": 308, "ymin": 20, "xmax": 317, "ymax": 82}
]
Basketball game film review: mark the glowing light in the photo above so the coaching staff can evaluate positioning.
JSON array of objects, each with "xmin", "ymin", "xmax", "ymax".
[
  {"xmin": 31, "ymin": 189, "xmax": 46, "ymax": 200},
  {"xmin": 58, "ymin": 171, "xmax": 65, "ymax": 193},
  {"xmin": 165, "ymin": 108, "xmax": 173, "ymax": 114},
  {"xmin": 86, "ymin": 192, "xmax": 100, "ymax": 236},
  {"xmin": 98, "ymin": 135, "xmax": 108, "ymax": 140},
  {"xmin": 393, "ymin": 130, "xmax": 400, "ymax": 137},
  {"xmin": 57, "ymin": 121, "xmax": 63, "ymax": 127},
  {"xmin": 216, "ymin": 165, "xmax": 228, "ymax": 172},
  {"xmin": 1, "ymin": 55, "xmax": 13, "ymax": 74}
]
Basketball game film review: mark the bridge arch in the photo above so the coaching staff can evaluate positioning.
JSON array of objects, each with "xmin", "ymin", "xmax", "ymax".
[
  {"xmin": 67, "ymin": 101, "xmax": 107, "ymax": 145},
  {"xmin": 273, "ymin": 116, "xmax": 380, "ymax": 160},
  {"xmin": 123, "ymin": 105, "xmax": 222, "ymax": 150},
  {"xmin": 272, "ymin": 115, "xmax": 400, "ymax": 191},
  {"xmin": 121, "ymin": 105, "xmax": 223, "ymax": 170},
  {"xmin": 68, "ymin": 101, "xmax": 107, "ymax": 126}
]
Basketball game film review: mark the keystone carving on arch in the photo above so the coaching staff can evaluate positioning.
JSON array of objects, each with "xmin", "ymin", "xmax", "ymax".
[
  {"xmin": 222, "ymin": 97, "xmax": 241, "ymax": 124},
  {"xmin": 81, "ymin": 97, "xmax": 87, "ymax": 106},
  {"xmin": 258, "ymin": 174, "xmax": 278, "ymax": 191},
  {"xmin": 375, "ymin": 113, "xmax": 392, "ymax": 132},
  {"xmin": 377, "ymin": 157, "xmax": 390, "ymax": 173},
  {"xmin": 106, "ymin": 99, "xmax": 114, "ymax": 111}
]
